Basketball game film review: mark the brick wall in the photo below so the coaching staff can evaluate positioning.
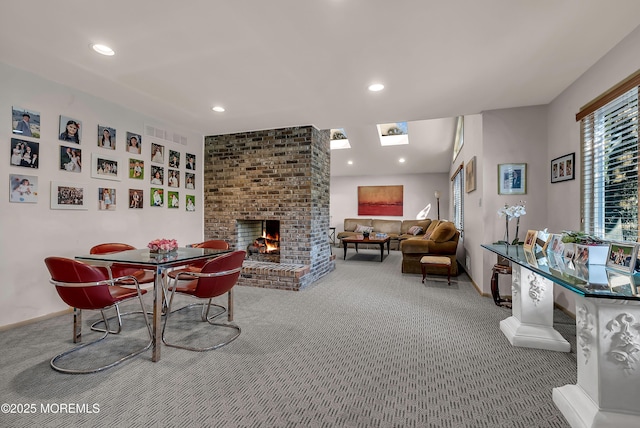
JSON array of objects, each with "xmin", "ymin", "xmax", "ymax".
[{"xmin": 203, "ymin": 125, "xmax": 334, "ymax": 289}]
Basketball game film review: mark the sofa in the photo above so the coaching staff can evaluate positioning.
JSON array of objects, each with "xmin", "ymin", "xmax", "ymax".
[
  {"xmin": 337, "ymin": 218, "xmax": 432, "ymax": 250},
  {"xmin": 400, "ymin": 220, "xmax": 460, "ymax": 276}
]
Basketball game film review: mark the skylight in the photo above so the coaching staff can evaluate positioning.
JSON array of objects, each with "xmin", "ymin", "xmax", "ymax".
[
  {"xmin": 330, "ymin": 128, "xmax": 351, "ymax": 150},
  {"xmin": 377, "ymin": 122, "xmax": 409, "ymax": 146}
]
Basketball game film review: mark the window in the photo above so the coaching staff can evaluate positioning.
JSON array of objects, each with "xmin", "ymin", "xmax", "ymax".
[
  {"xmin": 579, "ymin": 73, "xmax": 639, "ymax": 242},
  {"xmin": 452, "ymin": 163, "xmax": 464, "ymax": 236}
]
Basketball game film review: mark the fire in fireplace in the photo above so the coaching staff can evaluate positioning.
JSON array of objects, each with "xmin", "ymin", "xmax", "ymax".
[
  {"xmin": 248, "ymin": 220, "xmax": 280, "ymax": 255},
  {"xmin": 236, "ymin": 219, "xmax": 281, "ymax": 262}
]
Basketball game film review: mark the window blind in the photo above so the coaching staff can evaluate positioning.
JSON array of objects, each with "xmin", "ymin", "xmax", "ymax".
[{"xmin": 581, "ymin": 87, "xmax": 639, "ymax": 241}]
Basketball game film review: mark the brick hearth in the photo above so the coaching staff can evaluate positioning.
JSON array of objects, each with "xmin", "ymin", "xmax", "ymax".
[{"xmin": 203, "ymin": 125, "xmax": 335, "ymax": 290}]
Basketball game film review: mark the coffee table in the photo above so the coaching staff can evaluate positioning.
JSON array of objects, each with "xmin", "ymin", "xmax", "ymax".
[{"xmin": 342, "ymin": 236, "xmax": 391, "ymax": 262}]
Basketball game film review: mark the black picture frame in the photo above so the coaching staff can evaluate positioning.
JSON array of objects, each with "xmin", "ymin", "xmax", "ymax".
[{"xmin": 551, "ymin": 152, "xmax": 575, "ymax": 183}]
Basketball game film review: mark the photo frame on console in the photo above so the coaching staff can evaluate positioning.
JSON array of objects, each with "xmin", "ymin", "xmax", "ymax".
[
  {"xmin": 523, "ymin": 230, "xmax": 538, "ymax": 251},
  {"xmin": 606, "ymin": 242, "xmax": 638, "ymax": 274}
]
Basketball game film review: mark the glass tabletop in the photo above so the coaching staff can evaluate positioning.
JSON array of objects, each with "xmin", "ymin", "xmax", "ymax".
[
  {"xmin": 76, "ymin": 247, "xmax": 231, "ymax": 267},
  {"xmin": 482, "ymin": 243, "xmax": 640, "ymax": 300}
]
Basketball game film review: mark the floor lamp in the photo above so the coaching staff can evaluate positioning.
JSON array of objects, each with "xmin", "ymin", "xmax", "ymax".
[{"xmin": 434, "ymin": 191, "xmax": 441, "ymax": 220}]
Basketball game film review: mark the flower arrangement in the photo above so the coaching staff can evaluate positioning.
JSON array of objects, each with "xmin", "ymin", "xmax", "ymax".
[
  {"xmin": 496, "ymin": 201, "xmax": 526, "ymax": 245},
  {"xmin": 148, "ymin": 238, "xmax": 178, "ymax": 253}
]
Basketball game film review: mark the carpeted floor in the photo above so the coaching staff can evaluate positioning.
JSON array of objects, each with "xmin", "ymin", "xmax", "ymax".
[{"xmin": 0, "ymin": 250, "xmax": 575, "ymax": 427}]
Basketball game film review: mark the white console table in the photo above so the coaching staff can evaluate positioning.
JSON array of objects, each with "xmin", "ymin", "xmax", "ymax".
[{"xmin": 482, "ymin": 244, "xmax": 640, "ymax": 428}]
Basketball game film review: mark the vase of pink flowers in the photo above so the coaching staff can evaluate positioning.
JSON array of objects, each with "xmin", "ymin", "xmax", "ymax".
[{"xmin": 148, "ymin": 238, "xmax": 178, "ymax": 254}]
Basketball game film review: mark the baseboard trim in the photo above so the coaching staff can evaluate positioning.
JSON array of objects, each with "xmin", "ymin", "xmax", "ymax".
[{"xmin": 0, "ymin": 308, "xmax": 72, "ymax": 331}]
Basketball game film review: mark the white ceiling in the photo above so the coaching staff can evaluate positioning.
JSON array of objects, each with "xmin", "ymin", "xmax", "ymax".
[{"xmin": 1, "ymin": 1, "xmax": 639, "ymax": 176}]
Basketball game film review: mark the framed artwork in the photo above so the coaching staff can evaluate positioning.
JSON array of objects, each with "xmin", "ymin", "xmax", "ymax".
[
  {"xmin": 185, "ymin": 172, "xmax": 195, "ymax": 190},
  {"xmin": 452, "ymin": 116, "xmax": 464, "ymax": 162},
  {"xmin": 59, "ymin": 145, "xmax": 82, "ymax": 173},
  {"xmin": 59, "ymin": 115, "xmax": 81, "ymax": 143},
  {"xmin": 168, "ymin": 169, "xmax": 180, "ymax": 188},
  {"xmin": 185, "ymin": 153, "xmax": 196, "ymax": 170},
  {"xmin": 126, "ymin": 132, "xmax": 142, "ymax": 154},
  {"xmin": 129, "ymin": 189, "xmax": 143, "ymax": 209},
  {"xmin": 91, "ymin": 153, "xmax": 121, "ymax": 181},
  {"xmin": 465, "ymin": 156, "xmax": 476, "ymax": 193},
  {"xmin": 51, "ymin": 181, "xmax": 87, "ymax": 210},
  {"xmin": 186, "ymin": 194, "xmax": 196, "ymax": 212},
  {"xmin": 98, "ymin": 187, "xmax": 116, "ymax": 211},
  {"xmin": 169, "ymin": 150, "xmax": 180, "ymax": 168},
  {"xmin": 523, "ymin": 230, "xmax": 538, "ymax": 251},
  {"xmin": 551, "ymin": 153, "xmax": 575, "ymax": 183},
  {"xmin": 129, "ymin": 158, "xmax": 144, "ymax": 179},
  {"xmin": 357, "ymin": 185, "xmax": 403, "ymax": 216},
  {"xmin": 151, "ymin": 143, "xmax": 165, "ymax": 164},
  {"xmin": 606, "ymin": 242, "xmax": 638, "ymax": 273},
  {"xmin": 9, "ymin": 174, "xmax": 38, "ymax": 203},
  {"xmin": 150, "ymin": 165, "xmax": 164, "ymax": 185},
  {"xmin": 168, "ymin": 191, "xmax": 179, "ymax": 208},
  {"xmin": 10, "ymin": 138, "xmax": 39, "ymax": 169},
  {"xmin": 12, "ymin": 106, "xmax": 40, "ymax": 138},
  {"xmin": 498, "ymin": 163, "xmax": 526, "ymax": 195},
  {"xmin": 151, "ymin": 187, "xmax": 164, "ymax": 207},
  {"xmin": 98, "ymin": 125, "xmax": 116, "ymax": 150}
]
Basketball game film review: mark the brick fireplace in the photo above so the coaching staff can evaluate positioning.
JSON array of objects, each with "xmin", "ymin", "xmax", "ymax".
[{"xmin": 203, "ymin": 125, "xmax": 335, "ymax": 290}]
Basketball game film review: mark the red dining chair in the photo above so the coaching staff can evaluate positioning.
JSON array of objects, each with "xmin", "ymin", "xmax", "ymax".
[
  {"xmin": 162, "ymin": 250, "xmax": 245, "ymax": 351},
  {"xmin": 89, "ymin": 243, "xmax": 156, "ymax": 333},
  {"xmin": 167, "ymin": 239, "xmax": 229, "ymax": 279},
  {"xmin": 44, "ymin": 257, "xmax": 152, "ymax": 373}
]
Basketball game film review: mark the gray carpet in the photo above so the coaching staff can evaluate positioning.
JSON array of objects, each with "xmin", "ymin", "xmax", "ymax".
[{"xmin": 0, "ymin": 250, "xmax": 576, "ymax": 427}]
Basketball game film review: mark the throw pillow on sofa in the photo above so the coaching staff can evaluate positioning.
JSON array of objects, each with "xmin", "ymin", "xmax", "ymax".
[
  {"xmin": 430, "ymin": 222, "xmax": 457, "ymax": 242},
  {"xmin": 355, "ymin": 224, "xmax": 374, "ymax": 234},
  {"xmin": 407, "ymin": 225, "xmax": 423, "ymax": 235}
]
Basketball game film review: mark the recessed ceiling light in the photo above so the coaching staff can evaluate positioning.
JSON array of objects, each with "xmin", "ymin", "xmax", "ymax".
[
  {"xmin": 399, "ymin": 158, "xmax": 406, "ymax": 163},
  {"xmin": 91, "ymin": 44, "xmax": 115, "ymax": 56},
  {"xmin": 368, "ymin": 83, "xmax": 384, "ymax": 92},
  {"xmin": 347, "ymin": 160, "xmax": 353, "ymax": 165},
  {"xmin": 212, "ymin": 106, "xmax": 225, "ymax": 112}
]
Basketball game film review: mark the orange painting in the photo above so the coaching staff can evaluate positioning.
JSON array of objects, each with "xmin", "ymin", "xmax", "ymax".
[{"xmin": 357, "ymin": 185, "xmax": 403, "ymax": 216}]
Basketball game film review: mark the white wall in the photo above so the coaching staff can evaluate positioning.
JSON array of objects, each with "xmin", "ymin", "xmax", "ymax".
[
  {"xmin": 330, "ymin": 173, "xmax": 450, "ymax": 232},
  {"xmin": 0, "ymin": 63, "xmax": 204, "ymax": 327},
  {"xmin": 546, "ymin": 24, "xmax": 640, "ymax": 311}
]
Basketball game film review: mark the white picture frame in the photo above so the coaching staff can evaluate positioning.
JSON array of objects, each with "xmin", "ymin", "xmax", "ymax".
[
  {"xmin": 91, "ymin": 153, "xmax": 122, "ymax": 181},
  {"xmin": 51, "ymin": 181, "xmax": 87, "ymax": 210}
]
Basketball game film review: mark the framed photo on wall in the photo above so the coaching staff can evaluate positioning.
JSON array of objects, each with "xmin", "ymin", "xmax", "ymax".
[
  {"xmin": 551, "ymin": 153, "xmax": 575, "ymax": 183},
  {"xmin": 129, "ymin": 189, "xmax": 143, "ymax": 209},
  {"xmin": 12, "ymin": 107, "xmax": 40, "ymax": 138},
  {"xmin": 9, "ymin": 174, "xmax": 38, "ymax": 203},
  {"xmin": 11, "ymin": 138, "xmax": 39, "ymax": 169},
  {"xmin": 91, "ymin": 153, "xmax": 121, "ymax": 181},
  {"xmin": 498, "ymin": 163, "xmax": 526, "ymax": 195},
  {"xmin": 98, "ymin": 125, "xmax": 116, "ymax": 150},
  {"xmin": 51, "ymin": 181, "xmax": 87, "ymax": 210}
]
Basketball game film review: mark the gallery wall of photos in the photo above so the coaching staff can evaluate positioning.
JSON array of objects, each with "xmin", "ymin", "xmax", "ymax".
[{"xmin": 9, "ymin": 106, "xmax": 197, "ymax": 212}]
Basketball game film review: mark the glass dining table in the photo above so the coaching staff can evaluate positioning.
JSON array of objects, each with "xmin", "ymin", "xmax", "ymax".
[{"xmin": 76, "ymin": 247, "xmax": 231, "ymax": 362}]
